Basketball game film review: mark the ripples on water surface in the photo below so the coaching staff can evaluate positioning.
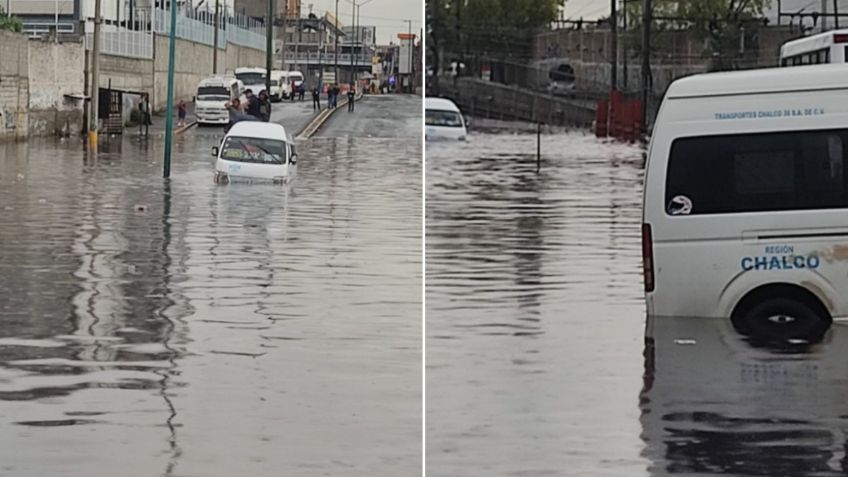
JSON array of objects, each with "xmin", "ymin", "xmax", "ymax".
[
  {"xmin": 0, "ymin": 133, "xmax": 420, "ymax": 476},
  {"xmin": 427, "ymin": 131, "xmax": 848, "ymax": 477},
  {"xmin": 426, "ymin": 132, "xmax": 648, "ymax": 476}
]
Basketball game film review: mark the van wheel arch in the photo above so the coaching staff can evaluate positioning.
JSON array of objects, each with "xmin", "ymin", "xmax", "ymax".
[{"xmin": 730, "ymin": 283, "xmax": 832, "ymax": 340}]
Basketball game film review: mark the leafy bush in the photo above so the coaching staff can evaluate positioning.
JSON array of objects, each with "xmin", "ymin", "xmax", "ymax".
[{"xmin": 0, "ymin": 7, "xmax": 23, "ymax": 33}]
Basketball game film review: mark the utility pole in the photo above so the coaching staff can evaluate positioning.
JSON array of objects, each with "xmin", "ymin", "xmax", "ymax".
[
  {"xmin": 610, "ymin": 0, "xmax": 617, "ymax": 91},
  {"xmin": 641, "ymin": 0, "xmax": 651, "ymax": 136},
  {"xmin": 822, "ymin": 0, "xmax": 828, "ymax": 31},
  {"xmin": 622, "ymin": 0, "xmax": 627, "ymax": 90},
  {"xmin": 89, "ymin": 0, "xmax": 102, "ymax": 150},
  {"xmin": 349, "ymin": 0, "xmax": 354, "ymax": 82},
  {"xmin": 835, "ymin": 0, "xmax": 840, "ymax": 28},
  {"xmin": 281, "ymin": 0, "xmax": 288, "ymax": 70},
  {"xmin": 163, "ymin": 0, "xmax": 178, "ymax": 178},
  {"xmin": 405, "ymin": 19, "xmax": 412, "ymax": 93},
  {"xmin": 334, "ymin": 0, "xmax": 339, "ymax": 83},
  {"xmin": 213, "ymin": 0, "xmax": 219, "ymax": 73},
  {"xmin": 266, "ymin": 0, "xmax": 274, "ymax": 94}
]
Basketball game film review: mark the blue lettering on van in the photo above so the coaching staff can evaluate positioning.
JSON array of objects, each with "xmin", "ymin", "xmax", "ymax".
[
  {"xmin": 741, "ymin": 253, "xmax": 820, "ymax": 271},
  {"xmin": 714, "ymin": 108, "xmax": 824, "ymax": 121}
]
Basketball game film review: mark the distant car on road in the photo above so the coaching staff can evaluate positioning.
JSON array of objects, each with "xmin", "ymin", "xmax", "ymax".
[
  {"xmin": 547, "ymin": 63, "xmax": 576, "ymax": 97},
  {"xmin": 425, "ymin": 97, "xmax": 467, "ymax": 141},
  {"xmin": 212, "ymin": 121, "xmax": 297, "ymax": 184}
]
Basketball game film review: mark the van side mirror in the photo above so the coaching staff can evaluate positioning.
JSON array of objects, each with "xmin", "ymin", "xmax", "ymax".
[
  {"xmin": 211, "ymin": 146, "xmax": 219, "ymax": 157},
  {"xmin": 290, "ymin": 153, "xmax": 297, "ymax": 165}
]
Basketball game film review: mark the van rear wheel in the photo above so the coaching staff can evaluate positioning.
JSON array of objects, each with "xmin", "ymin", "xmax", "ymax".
[{"xmin": 733, "ymin": 297, "xmax": 830, "ymax": 342}]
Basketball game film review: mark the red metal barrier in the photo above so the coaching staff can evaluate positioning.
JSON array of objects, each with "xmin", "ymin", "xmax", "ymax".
[{"xmin": 595, "ymin": 100, "xmax": 609, "ymax": 138}]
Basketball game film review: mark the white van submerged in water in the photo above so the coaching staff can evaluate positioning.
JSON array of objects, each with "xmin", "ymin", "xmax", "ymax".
[
  {"xmin": 643, "ymin": 65, "xmax": 848, "ymax": 341},
  {"xmin": 212, "ymin": 122, "xmax": 297, "ymax": 184},
  {"xmin": 425, "ymin": 97, "xmax": 467, "ymax": 141}
]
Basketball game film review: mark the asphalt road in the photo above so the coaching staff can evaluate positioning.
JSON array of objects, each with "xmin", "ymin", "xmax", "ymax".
[
  {"xmin": 317, "ymin": 94, "xmax": 422, "ymax": 139},
  {"xmin": 190, "ymin": 97, "xmax": 320, "ymax": 139}
]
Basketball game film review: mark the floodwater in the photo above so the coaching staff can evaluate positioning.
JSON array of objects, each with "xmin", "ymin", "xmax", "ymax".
[
  {"xmin": 426, "ymin": 132, "xmax": 648, "ymax": 476},
  {"xmin": 0, "ymin": 131, "xmax": 421, "ymax": 476},
  {"xmin": 426, "ymin": 130, "xmax": 848, "ymax": 476}
]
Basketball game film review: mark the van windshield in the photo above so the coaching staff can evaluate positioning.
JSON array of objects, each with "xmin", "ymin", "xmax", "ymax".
[
  {"xmin": 221, "ymin": 136, "xmax": 288, "ymax": 164},
  {"xmin": 290, "ymin": 73, "xmax": 303, "ymax": 82},
  {"xmin": 426, "ymin": 109, "xmax": 463, "ymax": 127},
  {"xmin": 197, "ymin": 86, "xmax": 229, "ymax": 101},
  {"xmin": 236, "ymin": 72, "xmax": 265, "ymax": 85}
]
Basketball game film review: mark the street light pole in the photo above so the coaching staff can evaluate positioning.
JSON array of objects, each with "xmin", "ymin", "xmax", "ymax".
[
  {"xmin": 266, "ymin": 0, "xmax": 274, "ymax": 94},
  {"xmin": 213, "ymin": 0, "xmax": 219, "ymax": 73},
  {"xmin": 405, "ymin": 19, "xmax": 412, "ymax": 93},
  {"xmin": 610, "ymin": 0, "xmax": 617, "ymax": 90},
  {"xmin": 163, "ymin": 0, "xmax": 178, "ymax": 177},
  {"xmin": 641, "ymin": 0, "xmax": 652, "ymax": 136},
  {"xmin": 349, "ymin": 0, "xmax": 354, "ymax": 82},
  {"xmin": 334, "ymin": 0, "xmax": 339, "ymax": 82},
  {"xmin": 89, "ymin": 0, "xmax": 102, "ymax": 150}
]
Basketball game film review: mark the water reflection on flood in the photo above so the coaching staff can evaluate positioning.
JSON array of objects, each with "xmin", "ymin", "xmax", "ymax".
[
  {"xmin": 642, "ymin": 317, "xmax": 848, "ymax": 476},
  {"xmin": 0, "ymin": 133, "xmax": 420, "ymax": 476},
  {"xmin": 426, "ymin": 132, "xmax": 648, "ymax": 476}
]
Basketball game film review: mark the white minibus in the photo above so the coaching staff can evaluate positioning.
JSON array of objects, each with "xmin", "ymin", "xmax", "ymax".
[
  {"xmin": 780, "ymin": 29, "xmax": 848, "ymax": 67},
  {"xmin": 234, "ymin": 67, "xmax": 267, "ymax": 94},
  {"xmin": 212, "ymin": 121, "xmax": 297, "ymax": 184},
  {"xmin": 269, "ymin": 70, "xmax": 289, "ymax": 101},
  {"xmin": 425, "ymin": 97, "xmax": 467, "ymax": 141},
  {"xmin": 195, "ymin": 76, "xmax": 244, "ymax": 125},
  {"xmin": 643, "ymin": 65, "xmax": 848, "ymax": 341}
]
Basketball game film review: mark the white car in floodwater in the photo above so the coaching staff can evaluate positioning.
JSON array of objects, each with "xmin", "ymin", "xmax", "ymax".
[
  {"xmin": 212, "ymin": 122, "xmax": 297, "ymax": 184},
  {"xmin": 425, "ymin": 97, "xmax": 467, "ymax": 141}
]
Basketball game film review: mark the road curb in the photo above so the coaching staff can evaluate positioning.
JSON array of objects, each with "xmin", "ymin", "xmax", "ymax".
[
  {"xmin": 296, "ymin": 93, "xmax": 364, "ymax": 140},
  {"xmin": 175, "ymin": 121, "xmax": 197, "ymax": 135}
]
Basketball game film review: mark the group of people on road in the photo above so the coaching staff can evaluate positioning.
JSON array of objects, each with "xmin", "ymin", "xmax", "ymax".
[
  {"xmin": 224, "ymin": 88, "xmax": 272, "ymax": 133},
  {"xmin": 311, "ymin": 83, "xmax": 357, "ymax": 112}
]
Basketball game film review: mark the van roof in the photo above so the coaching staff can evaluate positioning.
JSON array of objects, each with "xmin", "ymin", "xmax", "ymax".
[
  {"xmin": 227, "ymin": 121, "xmax": 289, "ymax": 140},
  {"xmin": 780, "ymin": 28, "xmax": 848, "ymax": 58},
  {"xmin": 425, "ymin": 97, "xmax": 461, "ymax": 112},
  {"xmin": 198, "ymin": 76, "xmax": 237, "ymax": 87},
  {"xmin": 666, "ymin": 64, "xmax": 848, "ymax": 99}
]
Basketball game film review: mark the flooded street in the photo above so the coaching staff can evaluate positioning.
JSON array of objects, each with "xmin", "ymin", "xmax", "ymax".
[
  {"xmin": 426, "ymin": 132, "xmax": 648, "ymax": 476},
  {"xmin": 0, "ymin": 125, "xmax": 421, "ymax": 475},
  {"xmin": 426, "ymin": 131, "xmax": 848, "ymax": 476}
]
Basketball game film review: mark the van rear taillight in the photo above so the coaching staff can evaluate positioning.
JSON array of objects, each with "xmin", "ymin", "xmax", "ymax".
[
  {"xmin": 642, "ymin": 223, "xmax": 655, "ymax": 293},
  {"xmin": 835, "ymin": 33, "xmax": 848, "ymax": 43}
]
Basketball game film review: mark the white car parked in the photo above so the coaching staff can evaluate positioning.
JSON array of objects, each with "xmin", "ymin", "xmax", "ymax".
[{"xmin": 212, "ymin": 122, "xmax": 297, "ymax": 184}]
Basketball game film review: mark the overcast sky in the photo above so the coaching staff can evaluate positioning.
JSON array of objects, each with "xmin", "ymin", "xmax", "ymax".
[
  {"xmin": 564, "ymin": 0, "xmax": 848, "ymax": 22},
  {"xmin": 307, "ymin": 0, "xmax": 422, "ymax": 44}
]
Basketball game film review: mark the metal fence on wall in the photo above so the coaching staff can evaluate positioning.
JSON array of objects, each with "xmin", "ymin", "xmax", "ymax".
[
  {"xmin": 152, "ymin": 6, "xmax": 266, "ymax": 51},
  {"xmin": 85, "ymin": 5, "xmax": 267, "ymax": 59}
]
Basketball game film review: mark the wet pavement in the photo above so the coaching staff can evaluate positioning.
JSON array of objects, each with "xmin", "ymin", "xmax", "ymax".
[
  {"xmin": 0, "ymin": 108, "xmax": 421, "ymax": 475},
  {"xmin": 426, "ymin": 130, "xmax": 848, "ymax": 476},
  {"xmin": 318, "ymin": 95, "xmax": 422, "ymax": 139},
  {"xmin": 425, "ymin": 132, "xmax": 651, "ymax": 476}
]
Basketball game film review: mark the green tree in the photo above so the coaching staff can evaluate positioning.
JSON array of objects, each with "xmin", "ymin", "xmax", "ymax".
[
  {"xmin": 0, "ymin": 5, "xmax": 23, "ymax": 33},
  {"xmin": 624, "ymin": 0, "xmax": 769, "ymax": 70},
  {"xmin": 428, "ymin": 0, "xmax": 564, "ymax": 62}
]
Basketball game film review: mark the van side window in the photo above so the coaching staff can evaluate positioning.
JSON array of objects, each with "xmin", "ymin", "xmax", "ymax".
[{"xmin": 666, "ymin": 130, "xmax": 848, "ymax": 215}]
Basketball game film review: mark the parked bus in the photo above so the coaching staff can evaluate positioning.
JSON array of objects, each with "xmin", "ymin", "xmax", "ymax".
[{"xmin": 779, "ymin": 29, "xmax": 848, "ymax": 66}]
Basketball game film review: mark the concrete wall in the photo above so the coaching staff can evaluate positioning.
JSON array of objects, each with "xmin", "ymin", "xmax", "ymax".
[
  {"xmin": 0, "ymin": 31, "xmax": 30, "ymax": 141},
  {"xmin": 149, "ymin": 37, "xmax": 264, "ymax": 111},
  {"xmin": 28, "ymin": 39, "xmax": 86, "ymax": 136}
]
